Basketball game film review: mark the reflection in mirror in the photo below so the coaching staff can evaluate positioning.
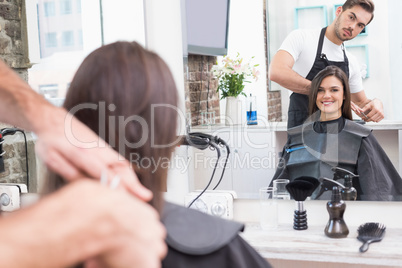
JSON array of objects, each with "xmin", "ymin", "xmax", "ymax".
[
  {"xmin": 189, "ymin": 0, "xmax": 402, "ymax": 202},
  {"xmin": 266, "ymin": 0, "xmax": 402, "ymax": 201},
  {"xmin": 266, "ymin": 0, "xmax": 402, "ymax": 121},
  {"xmin": 27, "ymin": 0, "xmax": 145, "ymax": 106}
]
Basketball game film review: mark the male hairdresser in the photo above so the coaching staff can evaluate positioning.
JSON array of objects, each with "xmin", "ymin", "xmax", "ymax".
[
  {"xmin": 269, "ymin": 0, "xmax": 383, "ymax": 128},
  {"xmin": 0, "ymin": 59, "xmax": 166, "ymax": 267}
]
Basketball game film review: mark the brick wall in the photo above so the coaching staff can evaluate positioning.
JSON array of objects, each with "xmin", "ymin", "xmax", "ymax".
[
  {"xmin": 268, "ymin": 91, "xmax": 283, "ymax": 121},
  {"xmin": 0, "ymin": 0, "xmax": 38, "ymax": 192},
  {"xmin": 0, "ymin": 0, "xmax": 30, "ymax": 70},
  {"xmin": 185, "ymin": 55, "xmax": 220, "ymax": 126}
]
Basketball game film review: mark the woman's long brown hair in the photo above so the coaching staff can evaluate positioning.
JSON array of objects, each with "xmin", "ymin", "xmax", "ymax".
[{"xmin": 44, "ymin": 41, "xmax": 179, "ymax": 212}]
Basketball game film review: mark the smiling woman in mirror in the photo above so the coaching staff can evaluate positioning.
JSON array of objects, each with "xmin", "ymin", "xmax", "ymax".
[{"xmin": 271, "ymin": 65, "xmax": 402, "ymax": 201}]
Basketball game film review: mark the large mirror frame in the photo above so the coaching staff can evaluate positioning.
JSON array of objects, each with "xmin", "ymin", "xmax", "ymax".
[
  {"xmin": 263, "ymin": 0, "xmax": 402, "ymax": 201},
  {"xmin": 189, "ymin": 0, "xmax": 402, "ymax": 202}
]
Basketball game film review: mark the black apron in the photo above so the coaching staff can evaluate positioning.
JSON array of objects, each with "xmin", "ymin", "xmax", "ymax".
[{"xmin": 287, "ymin": 27, "xmax": 350, "ymax": 129}]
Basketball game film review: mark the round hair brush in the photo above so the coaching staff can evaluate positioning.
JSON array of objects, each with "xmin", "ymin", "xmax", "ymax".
[{"xmin": 286, "ymin": 180, "xmax": 319, "ymax": 230}]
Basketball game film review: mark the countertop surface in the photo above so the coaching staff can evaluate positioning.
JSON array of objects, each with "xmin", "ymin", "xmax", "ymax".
[
  {"xmin": 191, "ymin": 120, "xmax": 402, "ymax": 132},
  {"xmin": 241, "ymin": 223, "xmax": 402, "ymax": 267}
]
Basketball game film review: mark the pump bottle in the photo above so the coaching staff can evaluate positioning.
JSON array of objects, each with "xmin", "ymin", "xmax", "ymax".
[
  {"xmin": 324, "ymin": 186, "xmax": 349, "ymax": 238},
  {"xmin": 341, "ymin": 177, "xmax": 357, "ymax": 201}
]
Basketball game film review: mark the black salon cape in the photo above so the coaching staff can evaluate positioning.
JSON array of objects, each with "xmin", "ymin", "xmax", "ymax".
[
  {"xmin": 161, "ymin": 202, "xmax": 271, "ymax": 268},
  {"xmin": 272, "ymin": 118, "xmax": 402, "ymax": 201}
]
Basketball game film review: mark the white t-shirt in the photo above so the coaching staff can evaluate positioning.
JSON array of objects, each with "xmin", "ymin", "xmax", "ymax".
[{"xmin": 279, "ymin": 28, "xmax": 363, "ymax": 93}]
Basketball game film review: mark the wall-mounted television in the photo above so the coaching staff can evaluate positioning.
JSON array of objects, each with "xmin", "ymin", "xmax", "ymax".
[{"xmin": 185, "ymin": 0, "xmax": 230, "ymax": 56}]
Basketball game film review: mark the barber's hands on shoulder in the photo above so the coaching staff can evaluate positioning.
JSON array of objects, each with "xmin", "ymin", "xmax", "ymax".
[
  {"xmin": 351, "ymin": 98, "xmax": 384, "ymax": 123},
  {"xmin": 34, "ymin": 107, "xmax": 152, "ymax": 201}
]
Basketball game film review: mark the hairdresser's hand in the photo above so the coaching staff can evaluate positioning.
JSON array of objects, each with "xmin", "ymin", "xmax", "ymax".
[
  {"xmin": 351, "ymin": 101, "xmax": 369, "ymax": 120},
  {"xmin": 351, "ymin": 101, "xmax": 363, "ymax": 115},
  {"xmin": 2, "ymin": 180, "xmax": 166, "ymax": 268},
  {"xmin": 361, "ymin": 98, "xmax": 384, "ymax": 123},
  {"xmin": 75, "ymin": 181, "xmax": 167, "ymax": 268},
  {"xmin": 35, "ymin": 107, "xmax": 152, "ymax": 201},
  {"xmin": 351, "ymin": 99, "xmax": 384, "ymax": 123}
]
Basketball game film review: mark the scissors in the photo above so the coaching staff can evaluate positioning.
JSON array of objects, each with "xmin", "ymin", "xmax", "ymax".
[{"xmin": 360, "ymin": 111, "xmax": 369, "ymax": 121}]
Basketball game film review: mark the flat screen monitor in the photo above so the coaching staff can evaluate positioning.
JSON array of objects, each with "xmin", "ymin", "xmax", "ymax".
[{"xmin": 185, "ymin": 0, "xmax": 230, "ymax": 56}]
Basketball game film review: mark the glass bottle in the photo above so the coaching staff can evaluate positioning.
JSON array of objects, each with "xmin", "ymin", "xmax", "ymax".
[
  {"xmin": 324, "ymin": 186, "xmax": 349, "ymax": 238},
  {"xmin": 247, "ymin": 94, "xmax": 257, "ymax": 125}
]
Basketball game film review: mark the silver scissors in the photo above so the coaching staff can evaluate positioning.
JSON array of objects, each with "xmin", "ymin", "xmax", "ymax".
[{"xmin": 360, "ymin": 111, "xmax": 369, "ymax": 120}]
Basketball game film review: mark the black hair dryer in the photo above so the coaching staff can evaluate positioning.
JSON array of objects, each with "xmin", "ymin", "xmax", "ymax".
[
  {"xmin": 0, "ymin": 128, "xmax": 18, "ymax": 173},
  {"xmin": 0, "ymin": 134, "xmax": 5, "ymax": 173}
]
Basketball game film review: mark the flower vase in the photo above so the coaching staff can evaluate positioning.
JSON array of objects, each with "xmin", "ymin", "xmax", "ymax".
[{"xmin": 225, "ymin": 96, "xmax": 242, "ymax": 125}]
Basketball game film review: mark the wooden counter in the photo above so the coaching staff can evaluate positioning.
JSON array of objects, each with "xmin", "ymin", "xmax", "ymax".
[
  {"xmin": 233, "ymin": 199, "xmax": 402, "ymax": 268},
  {"xmin": 241, "ymin": 223, "xmax": 402, "ymax": 268}
]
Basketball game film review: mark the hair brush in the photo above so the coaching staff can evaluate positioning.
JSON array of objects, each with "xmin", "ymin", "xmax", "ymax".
[
  {"xmin": 286, "ymin": 180, "xmax": 319, "ymax": 230},
  {"xmin": 357, "ymin": 222, "xmax": 386, "ymax": 252}
]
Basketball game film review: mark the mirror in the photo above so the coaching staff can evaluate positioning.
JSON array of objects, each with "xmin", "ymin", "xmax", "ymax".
[
  {"xmin": 266, "ymin": 0, "xmax": 402, "ymax": 121},
  {"xmin": 264, "ymin": 0, "xmax": 402, "ymax": 201},
  {"xmin": 189, "ymin": 0, "xmax": 402, "ymax": 202}
]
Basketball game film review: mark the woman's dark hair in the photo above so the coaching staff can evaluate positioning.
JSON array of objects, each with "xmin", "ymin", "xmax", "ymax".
[
  {"xmin": 44, "ymin": 41, "xmax": 179, "ymax": 212},
  {"xmin": 308, "ymin": 65, "xmax": 353, "ymax": 120}
]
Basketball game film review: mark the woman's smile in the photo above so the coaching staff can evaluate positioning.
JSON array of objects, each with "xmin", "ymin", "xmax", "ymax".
[{"xmin": 322, "ymin": 101, "xmax": 335, "ymax": 106}]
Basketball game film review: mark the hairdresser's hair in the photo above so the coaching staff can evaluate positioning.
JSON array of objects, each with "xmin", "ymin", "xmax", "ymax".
[
  {"xmin": 308, "ymin": 65, "xmax": 353, "ymax": 120},
  {"xmin": 342, "ymin": 0, "xmax": 375, "ymax": 24},
  {"xmin": 45, "ymin": 41, "xmax": 179, "ymax": 212}
]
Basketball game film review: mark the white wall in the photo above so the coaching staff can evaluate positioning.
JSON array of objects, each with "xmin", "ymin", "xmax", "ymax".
[
  {"xmin": 81, "ymin": 0, "xmax": 146, "ymax": 51},
  {"xmin": 143, "ymin": 0, "xmax": 185, "ymax": 119},
  {"xmin": 26, "ymin": 0, "xmax": 40, "ymax": 64},
  {"xmin": 81, "ymin": 0, "xmax": 102, "ymax": 53},
  {"xmin": 143, "ymin": 0, "xmax": 188, "ymax": 205},
  {"xmin": 219, "ymin": 0, "xmax": 268, "ymax": 123},
  {"xmin": 388, "ymin": 0, "xmax": 402, "ymax": 121},
  {"xmin": 348, "ymin": 0, "xmax": 392, "ymax": 120},
  {"xmin": 101, "ymin": 0, "xmax": 146, "ymax": 46}
]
